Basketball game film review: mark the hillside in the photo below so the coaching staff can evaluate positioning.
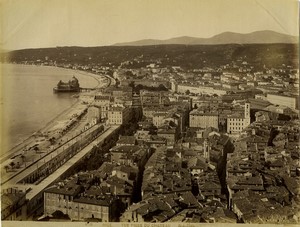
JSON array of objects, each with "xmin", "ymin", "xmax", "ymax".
[
  {"xmin": 114, "ymin": 30, "xmax": 298, "ymax": 46},
  {"xmin": 2, "ymin": 43, "xmax": 298, "ymax": 70}
]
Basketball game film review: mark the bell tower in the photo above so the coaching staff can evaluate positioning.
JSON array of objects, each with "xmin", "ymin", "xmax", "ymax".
[
  {"xmin": 244, "ymin": 102, "xmax": 251, "ymax": 127},
  {"xmin": 203, "ymin": 139, "xmax": 210, "ymax": 163},
  {"xmin": 244, "ymin": 103, "xmax": 250, "ymax": 118}
]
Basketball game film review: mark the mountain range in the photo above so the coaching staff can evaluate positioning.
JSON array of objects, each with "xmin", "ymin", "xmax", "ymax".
[{"xmin": 113, "ymin": 30, "xmax": 298, "ymax": 46}]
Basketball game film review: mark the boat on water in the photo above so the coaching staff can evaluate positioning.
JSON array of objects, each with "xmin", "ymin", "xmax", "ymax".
[{"xmin": 53, "ymin": 76, "xmax": 80, "ymax": 93}]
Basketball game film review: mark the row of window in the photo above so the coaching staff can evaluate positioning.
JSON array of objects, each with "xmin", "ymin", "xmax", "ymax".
[
  {"xmin": 228, "ymin": 126, "xmax": 243, "ymax": 131},
  {"xmin": 54, "ymin": 203, "xmax": 109, "ymax": 212},
  {"xmin": 229, "ymin": 118, "xmax": 244, "ymax": 122},
  {"xmin": 109, "ymin": 116, "xmax": 122, "ymax": 119},
  {"xmin": 110, "ymin": 119, "xmax": 122, "ymax": 124},
  {"xmin": 109, "ymin": 112, "xmax": 122, "ymax": 115},
  {"xmin": 190, "ymin": 116, "xmax": 218, "ymax": 119},
  {"xmin": 229, "ymin": 122, "xmax": 244, "ymax": 126}
]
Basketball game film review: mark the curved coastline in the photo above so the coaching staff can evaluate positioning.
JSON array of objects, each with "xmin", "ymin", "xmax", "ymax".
[{"xmin": 1, "ymin": 64, "xmax": 106, "ymax": 162}]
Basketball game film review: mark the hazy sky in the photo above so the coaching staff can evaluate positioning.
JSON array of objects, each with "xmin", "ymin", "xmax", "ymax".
[{"xmin": 1, "ymin": 0, "xmax": 299, "ymax": 50}]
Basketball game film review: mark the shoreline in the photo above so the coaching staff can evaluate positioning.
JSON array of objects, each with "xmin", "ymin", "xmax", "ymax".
[{"xmin": 1, "ymin": 64, "xmax": 107, "ymax": 162}]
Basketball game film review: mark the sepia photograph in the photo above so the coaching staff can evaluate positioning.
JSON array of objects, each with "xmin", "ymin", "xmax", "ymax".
[{"xmin": 1, "ymin": 0, "xmax": 299, "ymax": 226}]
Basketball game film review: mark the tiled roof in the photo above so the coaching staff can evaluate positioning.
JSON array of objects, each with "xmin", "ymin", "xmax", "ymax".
[
  {"xmin": 45, "ymin": 182, "xmax": 83, "ymax": 196},
  {"xmin": 117, "ymin": 136, "xmax": 136, "ymax": 145},
  {"xmin": 73, "ymin": 195, "xmax": 114, "ymax": 206},
  {"xmin": 110, "ymin": 145, "xmax": 142, "ymax": 153},
  {"xmin": 1, "ymin": 192, "xmax": 25, "ymax": 210},
  {"xmin": 178, "ymin": 191, "xmax": 201, "ymax": 208},
  {"xmin": 199, "ymin": 181, "xmax": 221, "ymax": 191}
]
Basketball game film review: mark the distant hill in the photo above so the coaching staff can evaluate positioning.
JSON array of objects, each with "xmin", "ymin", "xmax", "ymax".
[
  {"xmin": 113, "ymin": 30, "xmax": 298, "ymax": 46},
  {"xmin": 3, "ymin": 43, "xmax": 298, "ymax": 70}
]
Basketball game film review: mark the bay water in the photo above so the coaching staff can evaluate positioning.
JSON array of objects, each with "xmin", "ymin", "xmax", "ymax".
[{"xmin": 2, "ymin": 64, "xmax": 99, "ymax": 153}]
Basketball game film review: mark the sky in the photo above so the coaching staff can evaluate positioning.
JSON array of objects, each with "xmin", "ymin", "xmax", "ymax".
[{"xmin": 1, "ymin": 0, "xmax": 299, "ymax": 50}]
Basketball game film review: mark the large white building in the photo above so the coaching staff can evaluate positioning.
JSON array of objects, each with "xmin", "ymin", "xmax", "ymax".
[
  {"xmin": 266, "ymin": 93, "xmax": 298, "ymax": 110},
  {"xmin": 174, "ymin": 83, "xmax": 227, "ymax": 96},
  {"xmin": 227, "ymin": 103, "xmax": 251, "ymax": 134}
]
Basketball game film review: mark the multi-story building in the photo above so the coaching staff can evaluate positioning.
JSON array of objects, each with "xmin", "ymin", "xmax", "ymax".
[
  {"xmin": 94, "ymin": 95, "xmax": 111, "ymax": 119},
  {"xmin": 142, "ymin": 106, "xmax": 172, "ymax": 119},
  {"xmin": 152, "ymin": 112, "xmax": 168, "ymax": 127},
  {"xmin": 157, "ymin": 127, "xmax": 178, "ymax": 145},
  {"xmin": 176, "ymin": 83, "xmax": 227, "ymax": 96},
  {"xmin": 266, "ymin": 93, "xmax": 298, "ymax": 110},
  {"xmin": 227, "ymin": 103, "xmax": 251, "ymax": 134},
  {"xmin": 106, "ymin": 87, "xmax": 133, "ymax": 98},
  {"xmin": 189, "ymin": 110, "xmax": 219, "ymax": 129},
  {"xmin": 108, "ymin": 106, "xmax": 131, "ymax": 125},
  {"xmin": 140, "ymin": 90, "xmax": 169, "ymax": 107},
  {"xmin": 1, "ymin": 188, "xmax": 27, "ymax": 221},
  {"xmin": 44, "ymin": 183, "xmax": 119, "ymax": 222},
  {"xmin": 86, "ymin": 106, "xmax": 100, "ymax": 125},
  {"xmin": 109, "ymin": 145, "xmax": 150, "ymax": 169}
]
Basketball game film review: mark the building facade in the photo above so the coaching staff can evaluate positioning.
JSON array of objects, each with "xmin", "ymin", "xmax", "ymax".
[
  {"xmin": 44, "ymin": 186, "xmax": 118, "ymax": 222},
  {"xmin": 108, "ymin": 106, "xmax": 131, "ymax": 125},
  {"xmin": 189, "ymin": 110, "xmax": 219, "ymax": 129},
  {"xmin": 94, "ymin": 95, "xmax": 111, "ymax": 119},
  {"xmin": 227, "ymin": 103, "xmax": 251, "ymax": 134},
  {"xmin": 1, "ymin": 188, "xmax": 27, "ymax": 221},
  {"xmin": 266, "ymin": 93, "xmax": 298, "ymax": 110}
]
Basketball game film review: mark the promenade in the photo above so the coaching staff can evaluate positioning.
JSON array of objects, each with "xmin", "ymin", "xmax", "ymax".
[
  {"xmin": 25, "ymin": 125, "xmax": 119, "ymax": 200},
  {"xmin": 1, "ymin": 123, "xmax": 105, "ymax": 186},
  {"xmin": 1, "ymin": 125, "xmax": 120, "ymax": 219},
  {"xmin": 2, "ymin": 125, "xmax": 119, "ymax": 213}
]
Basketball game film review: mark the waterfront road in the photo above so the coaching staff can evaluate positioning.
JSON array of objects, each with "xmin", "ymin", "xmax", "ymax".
[
  {"xmin": 1, "ymin": 123, "xmax": 106, "ymax": 186},
  {"xmin": 2, "ymin": 125, "xmax": 119, "ymax": 201},
  {"xmin": 25, "ymin": 125, "xmax": 119, "ymax": 200}
]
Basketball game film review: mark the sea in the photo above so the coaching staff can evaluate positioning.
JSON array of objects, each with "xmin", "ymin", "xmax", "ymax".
[{"xmin": 2, "ymin": 64, "xmax": 99, "ymax": 153}]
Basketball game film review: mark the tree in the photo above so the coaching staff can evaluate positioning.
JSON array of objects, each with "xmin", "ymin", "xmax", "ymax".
[
  {"xmin": 185, "ymin": 90, "xmax": 190, "ymax": 95},
  {"xmin": 34, "ymin": 146, "xmax": 39, "ymax": 153},
  {"xmin": 9, "ymin": 162, "xmax": 15, "ymax": 169},
  {"xmin": 115, "ymin": 78, "xmax": 120, "ymax": 88},
  {"xmin": 52, "ymin": 210, "xmax": 70, "ymax": 220},
  {"xmin": 4, "ymin": 165, "xmax": 9, "ymax": 173},
  {"xmin": 21, "ymin": 155, "xmax": 26, "ymax": 163},
  {"xmin": 158, "ymin": 84, "xmax": 168, "ymax": 91},
  {"xmin": 49, "ymin": 137, "xmax": 56, "ymax": 145}
]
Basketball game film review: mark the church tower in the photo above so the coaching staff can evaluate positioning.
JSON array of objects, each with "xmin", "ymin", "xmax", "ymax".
[
  {"xmin": 244, "ymin": 103, "xmax": 250, "ymax": 118},
  {"xmin": 203, "ymin": 139, "xmax": 210, "ymax": 163},
  {"xmin": 244, "ymin": 102, "xmax": 251, "ymax": 127}
]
